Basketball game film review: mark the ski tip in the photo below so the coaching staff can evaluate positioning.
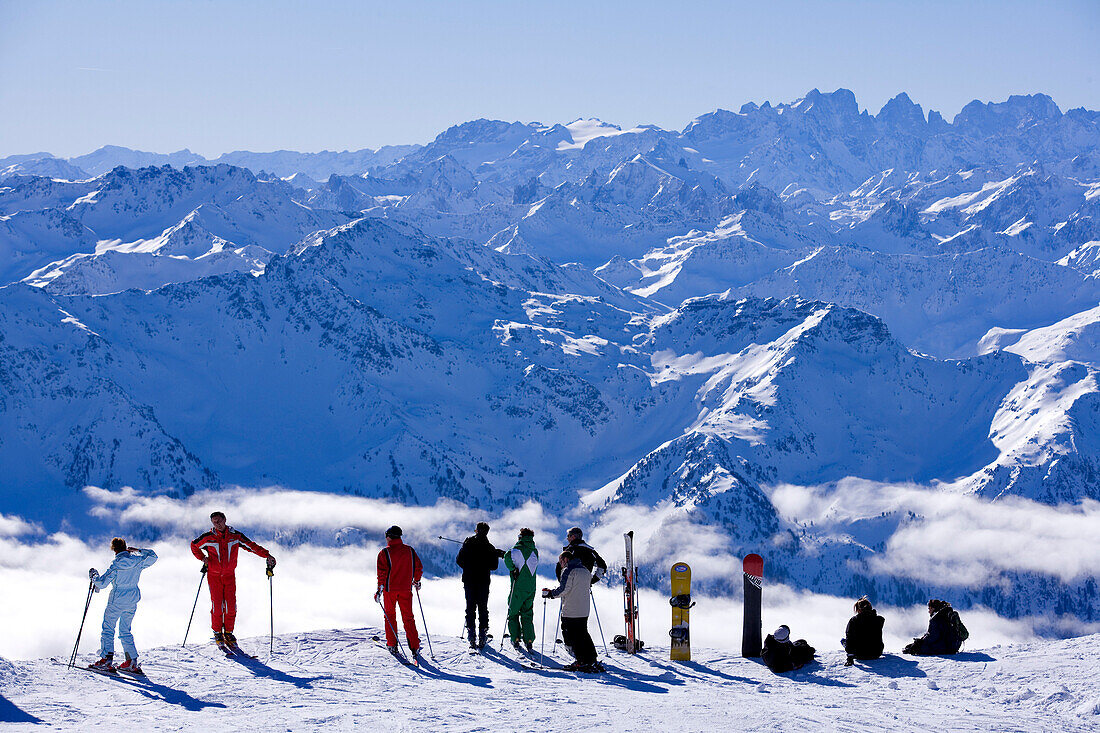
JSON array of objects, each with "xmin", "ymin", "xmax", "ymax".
[{"xmin": 743, "ymin": 553, "xmax": 764, "ymax": 576}]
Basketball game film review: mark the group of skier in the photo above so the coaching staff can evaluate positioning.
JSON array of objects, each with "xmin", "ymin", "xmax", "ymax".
[
  {"xmin": 760, "ymin": 596, "xmax": 970, "ymax": 674},
  {"xmin": 385, "ymin": 522, "xmax": 608, "ymax": 672},
  {"xmin": 82, "ymin": 512, "xmax": 970, "ymax": 678}
]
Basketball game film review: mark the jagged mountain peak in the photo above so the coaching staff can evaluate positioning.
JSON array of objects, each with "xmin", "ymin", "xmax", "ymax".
[{"xmin": 954, "ymin": 93, "xmax": 1063, "ymax": 131}]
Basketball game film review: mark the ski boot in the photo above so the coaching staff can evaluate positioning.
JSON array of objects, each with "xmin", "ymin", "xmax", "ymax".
[
  {"xmin": 477, "ymin": 628, "xmax": 488, "ymax": 650},
  {"xmin": 525, "ymin": 641, "xmax": 534, "ymax": 653},
  {"xmin": 89, "ymin": 654, "xmax": 116, "ymax": 673},
  {"xmin": 387, "ymin": 645, "xmax": 399, "ymax": 656},
  {"xmin": 118, "ymin": 655, "xmax": 144, "ymax": 676}
]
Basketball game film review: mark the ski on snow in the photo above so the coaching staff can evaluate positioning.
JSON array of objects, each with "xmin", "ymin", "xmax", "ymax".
[{"xmin": 369, "ymin": 635, "xmax": 419, "ymax": 667}]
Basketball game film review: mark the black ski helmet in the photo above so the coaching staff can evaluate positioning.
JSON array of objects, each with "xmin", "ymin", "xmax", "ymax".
[{"xmin": 385, "ymin": 525, "xmax": 402, "ymax": 539}]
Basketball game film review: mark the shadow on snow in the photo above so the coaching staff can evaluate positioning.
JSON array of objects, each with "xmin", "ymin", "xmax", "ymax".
[{"xmin": 0, "ymin": 694, "xmax": 42, "ymax": 724}]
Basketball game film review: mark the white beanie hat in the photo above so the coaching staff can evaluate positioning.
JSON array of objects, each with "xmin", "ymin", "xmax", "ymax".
[{"xmin": 773, "ymin": 625, "xmax": 790, "ymax": 642}]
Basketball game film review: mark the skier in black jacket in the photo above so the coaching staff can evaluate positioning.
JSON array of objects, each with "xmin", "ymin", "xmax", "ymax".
[
  {"xmin": 761, "ymin": 625, "xmax": 815, "ymax": 673},
  {"xmin": 904, "ymin": 599, "xmax": 964, "ymax": 655},
  {"xmin": 842, "ymin": 596, "xmax": 884, "ymax": 665},
  {"xmin": 558, "ymin": 527, "xmax": 607, "ymax": 584},
  {"xmin": 456, "ymin": 522, "xmax": 504, "ymax": 649}
]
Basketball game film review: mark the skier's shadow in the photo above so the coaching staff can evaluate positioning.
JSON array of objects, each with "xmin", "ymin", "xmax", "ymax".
[
  {"xmin": 414, "ymin": 657, "xmax": 494, "ymax": 688},
  {"xmin": 0, "ymin": 694, "xmax": 41, "ymax": 723},
  {"xmin": 94, "ymin": 675, "xmax": 227, "ymax": 711},
  {"xmin": 649, "ymin": 657, "xmax": 755, "ymax": 685},
  {"xmin": 952, "ymin": 651, "xmax": 996, "ymax": 663},
  {"xmin": 481, "ymin": 648, "xmax": 669, "ymax": 692},
  {"xmin": 228, "ymin": 656, "xmax": 329, "ymax": 689},
  {"xmin": 857, "ymin": 654, "xmax": 927, "ymax": 679}
]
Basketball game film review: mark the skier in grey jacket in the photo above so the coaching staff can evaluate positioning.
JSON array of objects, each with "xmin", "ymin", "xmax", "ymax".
[
  {"xmin": 542, "ymin": 550, "xmax": 601, "ymax": 672},
  {"xmin": 88, "ymin": 537, "xmax": 158, "ymax": 673}
]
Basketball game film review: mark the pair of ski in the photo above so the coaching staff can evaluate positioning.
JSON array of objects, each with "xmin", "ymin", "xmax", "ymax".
[
  {"xmin": 216, "ymin": 638, "xmax": 257, "ymax": 660},
  {"xmin": 370, "ymin": 635, "xmax": 420, "ymax": 667},
  {"xmin": 83, "ymin": 664, "xmax": 147, "ymax": 679}
]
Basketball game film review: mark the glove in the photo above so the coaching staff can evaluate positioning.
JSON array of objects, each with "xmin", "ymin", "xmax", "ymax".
[
  {"xmin": 496, "ymin": 549, "xmax": 506, "ymax": 558},
  {"xmin": 510, "ymin": 569, "xmax": 519, "ymax": 580},
  {"xmin": 88, "ymin": 568, "xmax": 99, "ymax": 580},
  {"xmin": 200, "ymin": 563, "xmax": 208, "ymax": 575},
  {"xmin": 541, "ymin": 589, "xmax": 551, "ymax": 598},
  {"xmin": 413, "ymin": 580, "xmax": 421, "ymax": 591},
  {"xmin": 266, "ymin": 555, "xmax": 276, "ymax": 569},
  {"xmin": 374, "ymin": 588, "xmax": 383, "ymax": 603},
  {"xmin": 590, "ymin": 575, "xmax": 599, "ymax": 585}
]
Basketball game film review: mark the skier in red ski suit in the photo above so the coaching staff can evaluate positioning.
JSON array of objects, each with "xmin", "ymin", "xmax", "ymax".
[
  {"xmin": 375, "ymin": 525, "xmax": 422, "ymax": 653},
  {"xmin": 190, "ymin": 511, "xmax": 276, "ymax": 646}
]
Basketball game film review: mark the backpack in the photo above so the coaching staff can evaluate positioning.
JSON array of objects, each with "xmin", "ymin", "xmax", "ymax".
[{"xmin": 950, "ymin": 610, "xmax": 969, "ymax": 643}]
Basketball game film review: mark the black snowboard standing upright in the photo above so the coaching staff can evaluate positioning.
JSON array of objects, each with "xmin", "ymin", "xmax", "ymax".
[{"xmin": 741, "ymin": 554, "xmax": 763, "ymax": 657}]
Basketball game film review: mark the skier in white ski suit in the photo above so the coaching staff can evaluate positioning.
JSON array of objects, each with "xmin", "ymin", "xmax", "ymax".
[{"xmin": 90, "ymin": 538, "xmax": 158, "ymax": 670}]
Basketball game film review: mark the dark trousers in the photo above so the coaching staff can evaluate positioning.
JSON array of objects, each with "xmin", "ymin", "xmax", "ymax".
[
  {"xmin": 561, "ymin": 616, "xmax": 597, "ymax": 665},
  {"xmin": 464, "ymin": 582, "xmax": 490, "ymax": 641}
]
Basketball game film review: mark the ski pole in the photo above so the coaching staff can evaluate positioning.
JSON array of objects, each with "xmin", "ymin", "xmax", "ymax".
[
  {"xmin": 267, "ymin": 566, "xmax": 274, "ymax": 656},
  {"xmin": 591, "ymin": 587, "xmax": 609, "ymax": 657},
  {"xmin": 553, "ymin": 599, "xmax": 562, "ymax": 652},
  {"xmin": 182, "ymin": 567, "xmax": 207, "ymax": 647},
  {"xmin": 414, "ymin": 584, "xmax": 435, "ymax": 660},
  {"xmin": 437, "ymin": 535, "xmax": 462, "ymax": 545},
  {"xmin": 500, "ymin": 573, "xmax": 517, "ymax": 651},
  {"xmin": 68, "ymin": 579, "xmax": 95, "ymax": 668},
  {"xmin": 540, "ymin": 596, "xmax": 547, "ymax": 659},
  {"xmin": 376, "ymin": 595, "xmax": 406, "ymax": 657}
]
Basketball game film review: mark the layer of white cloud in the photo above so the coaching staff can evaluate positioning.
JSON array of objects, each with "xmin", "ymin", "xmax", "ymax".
[{"xmin": 769, "ymin": 479, "xmax": 1100, "ymax": 585}]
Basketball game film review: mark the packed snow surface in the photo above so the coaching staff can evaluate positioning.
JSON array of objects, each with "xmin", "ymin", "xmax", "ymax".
[{"xmin": 2, "ymin": 629, "xmax": 1098, "ymax": 731}]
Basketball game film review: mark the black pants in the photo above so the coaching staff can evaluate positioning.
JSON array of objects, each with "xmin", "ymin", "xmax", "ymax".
[
  {"xmin": 464, "ymin": 582, "xmax": 489, "ymax": 641},
  {"xmin": 561, "ymin": 616, "xmax": 597, "ymax": 665}
]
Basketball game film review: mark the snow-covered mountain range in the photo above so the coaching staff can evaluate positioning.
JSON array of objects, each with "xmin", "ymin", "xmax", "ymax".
[{"xmin": 2, "ymin": 89, "xmax": 1099, "ymax": 629}]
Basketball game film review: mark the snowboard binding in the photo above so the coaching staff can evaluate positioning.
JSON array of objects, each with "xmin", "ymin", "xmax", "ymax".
[{"xmin": 669, "ymin": 594, "xmax": 696, "ymax": 609}]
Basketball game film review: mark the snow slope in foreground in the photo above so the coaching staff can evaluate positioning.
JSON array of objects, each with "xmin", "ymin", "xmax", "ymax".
[{"xmin": 2, "ymin": 629, "xmax": 1098, "ymax": 732}]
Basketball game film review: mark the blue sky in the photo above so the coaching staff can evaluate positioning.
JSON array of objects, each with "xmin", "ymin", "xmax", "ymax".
[{"xmin": 1, "ymin": 0, "xmax": 1097, "ymax": 157}]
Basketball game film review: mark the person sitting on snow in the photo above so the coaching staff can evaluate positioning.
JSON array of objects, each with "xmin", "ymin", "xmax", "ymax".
[
  {"xmin": 88, "ymin": 538, "xmax": 158, "ymax": 674},
  {"xmin": 842, "ymin": 596, "xmax": 884, "ymax": 665},
  {"xmin": 903, "ymin": 599, "xmax": 967, "ymax": 655}
]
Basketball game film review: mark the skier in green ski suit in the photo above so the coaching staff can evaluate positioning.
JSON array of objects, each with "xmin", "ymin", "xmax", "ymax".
[{"xmin": 503, "ymin": 527, "xmax": 539, "ymax": 651}]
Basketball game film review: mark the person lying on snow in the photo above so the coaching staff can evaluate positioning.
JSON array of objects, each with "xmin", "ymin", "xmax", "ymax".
[
  {"xmin": 762, "ymin": 625, "xmax": 815, "ymax": 673},
  {"xmin": 842, "ymin": 596, "xmax": 884, "ymax": 665},
  {"xmin": 903, "ymin": 599, "xmax": 968, "ymax": 655}
]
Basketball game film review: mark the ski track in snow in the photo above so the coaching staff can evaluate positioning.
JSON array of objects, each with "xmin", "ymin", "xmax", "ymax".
[{"xmin": 2, "ymin": 629, "xmax": 1098, "ymax": 732}]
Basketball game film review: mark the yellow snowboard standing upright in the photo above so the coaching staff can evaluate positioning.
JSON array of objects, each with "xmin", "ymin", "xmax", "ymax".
[{"xmin": 669, "ymin": 562, "xmax": 694, "ymax": 661}]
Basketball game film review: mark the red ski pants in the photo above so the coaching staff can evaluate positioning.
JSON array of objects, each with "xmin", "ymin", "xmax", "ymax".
[
  {"xmin": 382, "ymin": 591, "xmax": 420, "ymax": 650},
  {"xmin": 208, "ymin": 573, "xmax": 238, "ymax": 633}
]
